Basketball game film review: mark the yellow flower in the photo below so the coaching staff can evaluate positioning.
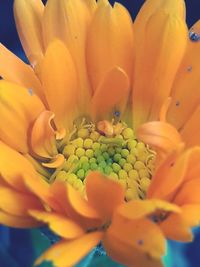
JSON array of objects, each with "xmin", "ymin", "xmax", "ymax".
[{"xmin": 1, "ymin": 0, "xmax": 200, "ymax": 266}]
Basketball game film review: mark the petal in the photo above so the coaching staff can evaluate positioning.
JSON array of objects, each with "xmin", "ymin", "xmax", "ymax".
[
  {"xmin": 0, "ymin": 186, "xmax": 43, "ymax": 216},
  {"xmin": 132, "ymin": 0, "xmax": 187, "ymax": 129},
  {"xmin": 0, "ymin": 211, "xmax": 41, "ymax": 228},
  {"xmin": 91, "ymin": 67, "xmax": 130, "ymax": 120},
  {"xmin": 86, "ymin": 1, "xmax": 134, "ymax": 92},
  {"xmin": 41, "ymin": 40, "xmax": 78, "ymax": 131},
  {"xmin": 86, "ymin": 172, "xmax": 125, "ymax": 220},
  {"xmin": 0, "ymin": 80, "xmax": 45, "ymax": 153},
  {"xmin": 35, "ymin": 232, "xmax": 103, "ymax": 267},
  {"xmin": 0, "ymin": 44, "xmax": 45, "ymax": 101},
  {"xmin": 147, "ymin": 147, "xmax": 190, "ymax": 200},
  {"xmin": 103, "ymin": 216, "xmax": 165, "ymax": 267},
  {"xmin": 49, "ymin": 181, "xmax": 101, "ymax": 228},
  {"xmin": 160, "ymin": 204, "xmax": 200, "ymax": 241},
  {"xmin": 116, "ymin": 199, "xmax": 180, "ymax": 221},
  {"xmin": 180, "ymin": 105, "xmax": 200, "ymax": 147},
  {"xmin": 43, "ymin": 0, "xmax": 92, "ymax": 112},
  {"xmin": 14, "ymin": 0, "xmax": 44, "ymax": 66},
  {"xmin": 30, "ymin": 110, "xmax": 58, "ymax": 158},
  {"xmin": 137, "ymin": 121, "xmax": 182, "ymax": 155},
  {"xmin": 173, "ymin": 178, "xmax": 200, "ymax": 205},
  {"xmin": 29, "ymin": 210, "xmax": 84, "ymax": 239},
  {"xmin": 167, "ymin": 21, "xmax": 200, "ymax": 130},
  {"xmin": 0, "ymin": 142, "xmax": 40, "ymax": 192}
]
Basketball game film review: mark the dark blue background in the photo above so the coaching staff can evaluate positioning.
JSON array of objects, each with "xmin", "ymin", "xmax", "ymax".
[{"xmin": 0, "ymin": 0, "xmax": 200, "ymax": 267}]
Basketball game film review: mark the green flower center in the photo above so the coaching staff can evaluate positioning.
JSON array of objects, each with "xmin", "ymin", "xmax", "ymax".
[{"xmin": 53, "ymin": 119, "xmax": 156, "ymax": 201}]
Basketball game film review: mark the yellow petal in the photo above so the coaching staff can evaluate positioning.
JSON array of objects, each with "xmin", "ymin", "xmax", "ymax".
[
  {"xmin": 116, "ymin": 199, "xmax": 180, "ymax": 221},
  {"xmin": 30, "ymin": 110, "xmax": 58, "ymax": 158},
  {"xmin": 180, "ymin": 105, "xmax": 200, "ymax": 147},
  {"xmin": 0, "ymin": 80, "xmax": 45, "ymax": 153},
  {"xmin": 43, "ymin": 0, "xmax": 92, "ymax": 112},
  {"xmin": 0, "ymin": 210, "xmax": 41, "ymax": 228},
  {"xmin": 29, "ymin": 210, "xmax": 84, "ymax": 239},
  {"xmin": 35, "ymin": 232, "xmax": 103, "ymax": 267},
  {"xmin": 0, "ymin": 44, "xmax": 45, "ymax": 101},
  {"xmin": 86, "ymin": 172, "xmax": 125, "ymax": 220},
  {"xmin": 132, "ymin": 0, "xmax": 187, "ymax": 129},
  {"xmin": 160, "ymin": 204, "xmax": 200, "ymax": 242},
  {"xmin": 0, "ymin": 186, "xmax": 43, "ymax": 216},
  {"xmin": 147, "ymin": 148, "xmax": 190, "ymax": 200},
  {"xmin": 0, "ymin": 142, "xmax": 39, "ymax": 192},
  {"xmin": 103, "ymin": 216, "xmax": 165, "ymax": 267},
  {"xmin": 137, "ymin": 121, "xmax": 182, "ymax": 155},
  {"xmin": 168, "ymin": 21, "xmax": 200, "ymax": 130},
  {"xmin": 87, "ymin": 1, "xmax": 134, "ymax": 92},
  {"xmin": 41, "ymin": 40, "xmax": 78, "ymax": 131},
  {"xmin": 50, "ymin": 181, "xmax": 101, "ymax": 228},
  {"xmin": 91, "ymin": 67, "xmax": 130, "ymax": 120},
  {"xmin": 14, "ymin": 0, "xmax": 44, "ymax": 66}
]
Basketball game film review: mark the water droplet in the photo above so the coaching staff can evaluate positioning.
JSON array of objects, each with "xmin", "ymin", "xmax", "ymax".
[
  {"xmin": 187, "ymin": 66, "xmax": 192, "ymax": 72},
  {"xmin": 137, "ymin": 240, "xmax": 144, "ymax": 245},
  {"xmin": 189, "ymin": 31, "xmax": 200, "ymax": 42},
  {"xmin": 28, "ymin": 88, "xmax": 33, "ymax": 96},
  {"xmin": 175, "ymin": 101, "xmax": 180, "ymax": 107},
  {"xmin": 114, "ymin": 110, "xmax": 121, "ymax": 117}
]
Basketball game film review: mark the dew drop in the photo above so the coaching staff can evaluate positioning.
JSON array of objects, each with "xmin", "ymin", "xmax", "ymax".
[
  {"xmin": 175, "ymin": 101, "xmax": 180, "ymax": 107},
  {"xmin": 137, "ymin": 240, "xmax": 144, "ymax": 245},
  {"xmin": 28, "ymin": 88, "xmax": 33, "ymax": 96},
  {"xmin": 187, "ymin": 66, "xmax": 192, "ymax": 72},
  {"xmin": 114, "ymin": 110, "xmax": 121, "ymax": 117},
  {"xmin": 189, "ymin": 31, "xmax": 200, "ymax": 42}
]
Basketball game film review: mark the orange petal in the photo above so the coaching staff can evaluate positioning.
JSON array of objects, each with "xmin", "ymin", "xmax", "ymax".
[
  {"xmin": 0, "ymin": 186, "xmax": 44, "ymax": 216},
  {"xmin": 35, "ymin": 231, "xmax": 103, "ymax": 266},
  {"xmin": 87, "ymin": 1, "xmax": 134, "ymax": 92},
  {"xmin": 116, "ymin": 199, "xmax": 180, "ymax": 221},
  {"xmin": 0, "ymin": 80, "xmax": 45, "ymax": 153},
  {"xmin": 29, "ymin": 210, "xmax": 84, "ymax": 239},
  {"xmin": 0, "ymin": 44, "xmax": 45, "ymax": 101},
  {"xmin": 41, "ymin": 40, "xmax": 78, "ymax": 131},
  {"xmin": 132, "ymin": 0, "xmax": 187, "ymax": 129},
  {"xmin": 30, "ymin": 110, "xmax": 58, "ymax": 158},
  {"xmin": 42, "ymin": 154, "xmax": 65, "ymax": 169},
  {"xmin": 0, "ymin": 142, "xmax": 39, "ymax": 192},
  {"xmin": 0, "ymin": 210, "xmax": 41, "ymax": 228},
  {"xmin": 91, "ymin": 67, "xmax": 130, "ymax": 120},
  {"xmin": 103, "ymin": 216, "xmax": 165, "ymax": 267},
  {"xmin": 147, "ymin": 147, "xmax": 190, "ymax": 200},
  {"xmin": 180, "ymin": 105, "xmax": 200, "ymax": 147},
  {"xmin": 49, "ymin": 181, "xmax": 101, "ymax": 228},
  {"xmin": 137, "ymin": 121, "xmax": 182, "ymax": 155},
  {"xmin": 167, "ymin": 21, "xmax": 200, "ymax": 130},
  {"xmin": 173, "ymin": 178, "xmax": 200, "ymax": 205},
  {"xmin": 43, "ymin": 0, "xmax": 92, "ymax": 112},
  {"xmin": 86, "ymin": 172, "xmax": 125, "ymax": 220},
  {"xmin": 14, "ymin": 0, "xmax": 44, "ymax": 66},
  {"xmin": 160, "ymin": 204, "xmax": 200, "ymax": 242}
]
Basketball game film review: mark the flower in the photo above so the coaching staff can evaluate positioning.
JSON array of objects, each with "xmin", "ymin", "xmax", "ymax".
[{"xmin": 1, "ymin": 0, "xmax": 200, "ymax": 266}]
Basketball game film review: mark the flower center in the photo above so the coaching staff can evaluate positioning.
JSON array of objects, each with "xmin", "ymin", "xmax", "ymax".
[{"xmin": 52, "ymin": 118, "xmax": 156, "ymax": 201}]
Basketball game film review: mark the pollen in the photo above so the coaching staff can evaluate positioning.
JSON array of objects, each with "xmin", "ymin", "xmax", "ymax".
[{"xmin": 51, "ymin": 119, "xmax": 156, "ymax": 200}]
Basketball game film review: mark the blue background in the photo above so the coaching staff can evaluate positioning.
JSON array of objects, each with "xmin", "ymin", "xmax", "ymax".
[{"xmin": 0, "ymin": 0, "xmax": 200, "ymax": 266}]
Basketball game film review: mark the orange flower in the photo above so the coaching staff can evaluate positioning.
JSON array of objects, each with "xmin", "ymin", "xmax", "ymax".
[{"xmin": 1, "ymin": 0, "xmax": 200, "ymax": 266}]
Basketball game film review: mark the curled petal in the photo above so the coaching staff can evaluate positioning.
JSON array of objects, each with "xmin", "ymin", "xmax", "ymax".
[
  {"xmin": 31, "ymin": 110, "xmax": 58, "ymax": 159},
  {"xmin": 42, "ymin": 154, "xmax": 65, "ymax": 169},
  {"xmin": 137, "ymin": 121, "xmax": 182, "ymax": 155},
  {"xmin": 0, "ymin": 80, "xmax": 45, "ymax": 153}
]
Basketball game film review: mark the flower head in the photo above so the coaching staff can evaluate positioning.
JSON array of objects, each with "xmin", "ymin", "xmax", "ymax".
[{"xmin": 1, "ymin": 0, "xmax": 200, "ymax": 266}]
